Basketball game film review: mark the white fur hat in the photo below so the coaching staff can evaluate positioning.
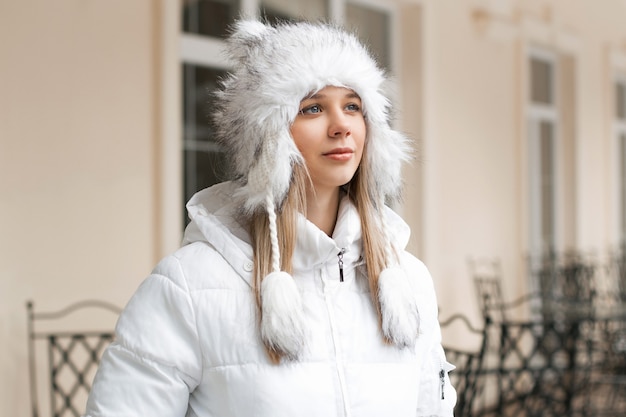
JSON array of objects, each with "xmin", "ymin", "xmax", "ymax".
[
  {"xmin": 213, "ymin": 19, "xmax": 411, "ymax": 212},
  {"xmin": 213, "ymin": 19, "xmax": 417, "ymax": 360}
]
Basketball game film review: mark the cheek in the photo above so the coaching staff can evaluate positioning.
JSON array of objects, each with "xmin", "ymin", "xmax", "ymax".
[
  {"xmin": 290, "ymin": 125, "xmax": 306, "ymax": 153},
  {"xmin": 356, "ymin": 124, "xmax": 366, "ymax": 158}
]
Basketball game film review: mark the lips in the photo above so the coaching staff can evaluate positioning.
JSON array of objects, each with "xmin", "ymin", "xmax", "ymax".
[{"xmin": 323, "ymin": 147, "xmax": 354, "ymax": 161}]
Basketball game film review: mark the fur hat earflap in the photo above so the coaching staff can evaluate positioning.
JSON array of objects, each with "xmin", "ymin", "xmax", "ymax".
[{"xmin": 378, "ymin": 266, "xmax": 420, "ymax": 348}]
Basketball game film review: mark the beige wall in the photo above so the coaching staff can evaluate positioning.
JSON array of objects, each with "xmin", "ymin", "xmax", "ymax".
[
  {"xmin": 2, "ymin": 0, "xmax": 626, "ymax": 414},
  {"xmin": 398, "ymin": 0, "xmax": 626, "ymax": 327},
  {"xmin": 0, "ymin": 1, "xmax": 158, "ymax": 415}
]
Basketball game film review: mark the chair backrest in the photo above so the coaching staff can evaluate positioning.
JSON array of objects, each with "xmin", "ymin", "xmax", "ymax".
[
  {"xmin": 26, "ymin": 300, "xmax": 121, "ymax": 417},
  {"xmin": 440, "ymin": 313, "xmax": 488, "ymax": 417},
  {"xmin": 610, "ymin": 245, "xmax": 626, "ymax": 302},
  {"xmin": 469, "ymin": 258, "xmax": 506, "ymax": 321},
  {"xmin": 528, "ymin": 250, "xmax": 598, "ymax": 320}
]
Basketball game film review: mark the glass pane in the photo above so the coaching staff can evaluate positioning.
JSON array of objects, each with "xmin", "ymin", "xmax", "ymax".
[
  {"xmin": 183, "ymin": 64, "xmax": 229, "ymax": 225},
  {"xmin": 346, "ymin": 3, "xmax": 391, "ymax": 71},
  {"xmin": 540, "ymin": 121, "xmax": 555, "ymax": 251},
  {"xmin": 617, "ymin": 81, "xmax": 626, "ymax": 121},
  {"xmin": 621, "ymin": 133, "xmax": 626, "ymax": 240},
  {"xmin": 531, "ymin": 56, "xmax": 553, "ymax": 105},
  {"xmin": 182, "ymin": 0, "xmax": 239, "ymax": 38},
  {"xmin": 260, "ymin": 0, "xmax": 327, "ymax": 23},
  {"xmin": 184, "ymin": 148, "xmax": 229, "ymax": 199}
]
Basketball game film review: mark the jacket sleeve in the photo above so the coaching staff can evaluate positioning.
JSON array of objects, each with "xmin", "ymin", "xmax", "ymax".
[
  {"xmin": 84, "ymin": 255, "xmax": 202, "ymax": 416},
  {"xmin": 415, "ymin": 323, "xmax": 457, "ymax": 416},
  {"xmin": 405, "ymin": 256, "xmax": 457, "ymax": 417}
]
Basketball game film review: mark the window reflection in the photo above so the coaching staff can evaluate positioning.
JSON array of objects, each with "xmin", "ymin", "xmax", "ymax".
[
  {"xmin": 346, "ymin": 3, "xmax": 391, "ymax": 71},
  {"xmin": 617, "ymin": 81, "xmax": 626, "ymax": 121},
  {"xmin": 621, "ymin": 133, "xmax": 626, "ymax": 240},
  {"xmin": 539, "ymin": 121, "xmax": 555, "ymax": 251},
  {"xmin": 260, "ymin": 0, "xmax": 327, "ymax": 23},
  {"xmin": 182, "ymin": 0, "xmax": 239, "ymax": 38},
  {"xmin": 531, "ymin": 57, "xmax": 553, "ymax": 105}
]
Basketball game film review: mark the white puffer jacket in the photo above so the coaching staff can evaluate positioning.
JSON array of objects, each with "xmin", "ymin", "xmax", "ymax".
[{"xmin": 85, "ymin": 182, "xmax": 456, "ymax": 417}]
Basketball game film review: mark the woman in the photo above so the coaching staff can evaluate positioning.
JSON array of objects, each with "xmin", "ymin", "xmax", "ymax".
[{"xmin": 85, "ymin": 19, "xmax": 456, "ymax": 417}]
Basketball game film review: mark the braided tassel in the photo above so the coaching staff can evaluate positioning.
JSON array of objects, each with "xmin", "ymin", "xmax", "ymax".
[{"xmin": 259, "ymin": 194, "xmax": 306, "ymax": 360}]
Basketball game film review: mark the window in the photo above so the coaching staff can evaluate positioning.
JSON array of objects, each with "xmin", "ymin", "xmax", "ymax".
[
  {"xmin": 528, "ymin": 50, "xmax": 558, "ymax": 256},
  {"xmin": 177, "ymin": 0, "xmax": 395, "ymax": 228},
  {"xmin": 182, "ymin": 64, "xmax": 228, "ymax": 215},
  {"xmin": 180, "ymin": 0, "xmax": 234, "ymax": 226}
]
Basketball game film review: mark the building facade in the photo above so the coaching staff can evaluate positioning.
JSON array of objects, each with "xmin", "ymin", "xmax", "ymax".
[{"xmin": 2, "ymin": 0, "xmax": 626, "ymax": 415}]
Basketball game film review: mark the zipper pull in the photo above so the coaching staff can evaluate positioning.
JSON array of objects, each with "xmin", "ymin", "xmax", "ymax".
[
  {"xmin": 439, "ymin": 368, "xmax": 445, "ymax": 400},
  {"xmin": 337, "ymin": 249, "xmax": 345, "ymax": 282}
]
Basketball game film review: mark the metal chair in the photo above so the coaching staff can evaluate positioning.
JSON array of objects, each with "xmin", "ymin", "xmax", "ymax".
[
  {"xmin": 440, "ymin": 313, "xmax": 488, "ymax": 417},
  {"xmin": 469, "ymin": 258, "xmax": 506, "ymax": 321},
  {"xmin": 26, "ymin": 300, "xmax": 121, "ymax": 417}
]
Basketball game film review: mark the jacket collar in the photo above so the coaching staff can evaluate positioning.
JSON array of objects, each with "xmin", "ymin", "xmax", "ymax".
[
  {"xmin": 291, "ymin": 195, "xmax": 362, "ymax": 274},
  {"xmin": 183, "ymin": 182, "xmax": 411, "ymax": 287}
]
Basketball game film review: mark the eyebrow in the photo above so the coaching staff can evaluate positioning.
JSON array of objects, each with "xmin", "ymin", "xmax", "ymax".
[{"xmin": 304, "ymin": 91, "xmax": 361, "ymax": 100}]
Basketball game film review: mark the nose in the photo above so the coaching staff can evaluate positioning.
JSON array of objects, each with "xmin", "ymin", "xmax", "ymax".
[{"xmin": 328, "ymin": 109, "xmax": 351, "ymax": 138}]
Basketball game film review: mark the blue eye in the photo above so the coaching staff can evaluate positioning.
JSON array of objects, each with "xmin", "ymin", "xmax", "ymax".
[
  {"xmin": 346, "ymin": 103, "xmax": 361, "ymax": 112},
  {"xmin": 300, "ymin": 105, "xmax": 321, "ymax": 114}
]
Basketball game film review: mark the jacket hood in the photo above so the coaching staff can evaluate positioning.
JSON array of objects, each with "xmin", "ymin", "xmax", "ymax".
[{"xmin": 183, "ymin": 182, "xmax": 253, "ymax": 282}]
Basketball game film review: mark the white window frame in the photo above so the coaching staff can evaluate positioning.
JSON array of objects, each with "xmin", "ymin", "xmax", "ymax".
[{"xmin": 527, "ymin": 47, "xmax": 561, "ymax": 258}]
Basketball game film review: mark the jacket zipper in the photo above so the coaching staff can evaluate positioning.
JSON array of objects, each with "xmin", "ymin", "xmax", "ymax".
[
  {"xmin": 337, "ymin": 248, "xmax": 345, "ymax": 282},
  {"xmin": 322, "ymin": 268, "xmax": 351, "ymax": 416}
]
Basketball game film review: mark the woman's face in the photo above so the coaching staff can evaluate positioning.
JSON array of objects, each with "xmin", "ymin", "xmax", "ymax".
[{"xmin": 290, "ymin": 86, "xmax": 366, "ymax": 195}]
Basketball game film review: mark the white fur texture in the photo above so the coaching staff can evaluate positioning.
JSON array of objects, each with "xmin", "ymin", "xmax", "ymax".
[
  {"xmin": 213, "ymin": 19, "xmax": 412, "ymax": 212},
  {"xmin": 378, "ymin": 267, "xmax": 420, "ymax": 348},
  {"xmin": 260, "ymin": 271, "xmax": 307, "ymax": 360}
]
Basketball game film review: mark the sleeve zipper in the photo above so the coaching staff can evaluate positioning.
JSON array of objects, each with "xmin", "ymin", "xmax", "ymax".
[
  {"xmin": 337, "ymin": 248, "xmax": 345, "ymax": 282},
  {"xmin": 439, "ymin": 367, "xmax": 446, "ymax": 400}
]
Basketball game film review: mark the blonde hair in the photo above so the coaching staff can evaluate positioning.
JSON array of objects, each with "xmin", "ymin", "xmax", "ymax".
[{"xmin": 250, "ymin": 149, "xmax": 391, "ymax": 363}]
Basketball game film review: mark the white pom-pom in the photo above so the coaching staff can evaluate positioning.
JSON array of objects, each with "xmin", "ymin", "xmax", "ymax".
[
  {"xmin": 260, "ymin": 271, "xmax": 306, "ymax": 360},
  {"xmin": 378, "ymin": 267, "xmax": 420, "ymax": 348}
]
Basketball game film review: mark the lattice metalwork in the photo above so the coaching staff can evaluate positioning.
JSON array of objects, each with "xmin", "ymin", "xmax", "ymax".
[
  {"xmin": 47, "ymin": 333, "xmax": 114, "ymax": 417},
  {"xmin": 27, "ymin": 300, "xmax": 121, "ymax": 417},
  {"xmin": 490, "ymin": 318, "xmax": 592, "ymax": 417}
]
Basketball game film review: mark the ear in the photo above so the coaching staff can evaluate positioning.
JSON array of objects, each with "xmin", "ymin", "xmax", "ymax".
[{"xmin": 227, "ymin": 20, "xmax": 272, "ymax": 63}]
